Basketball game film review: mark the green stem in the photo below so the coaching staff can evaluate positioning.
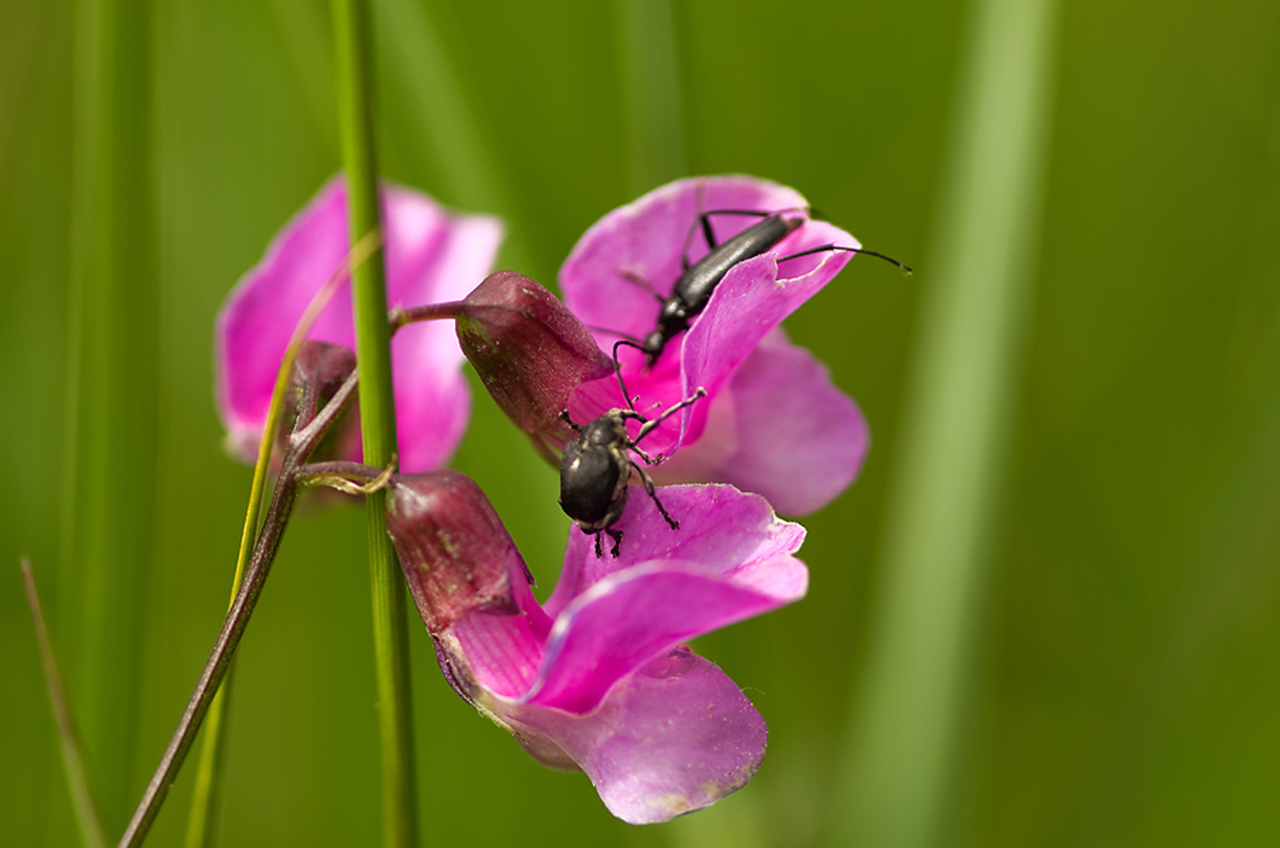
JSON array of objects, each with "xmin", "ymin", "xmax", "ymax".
[
  {"xmin": 118, "ymin": 372, "xmax": 361, "ymax": 847},
  {"xmin": 332, "ymin": 2, "xmax": 419, "ymax": 846},
  {"xmin": 829, "ymin": 0, "xmax": 1059, "ymax": 845},
  {"xmin": 183, "ymin": 220, "xmax": 382, "ymax": 848},
  {"xmin": 61, "ymin": 0, "xmax": 157, "ymax": 834}
]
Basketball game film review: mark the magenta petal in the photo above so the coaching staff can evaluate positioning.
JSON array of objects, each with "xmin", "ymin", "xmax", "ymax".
[
  {"xmin": 527, "ymin": 561, "xmax": 802, "ymax": 713},
  {"xmin": 216, "ymin": 180, "xmax": 351, "ymax": 459},
  {"xmin": 215, "ymin": 177, "xmax": 502, "ymax": 469},
  {"xmin": 545, "ymin": 483, "xmax": 807, "ymax": 616},
  {"xmin": 392, "ymin": 476, "xmax": 796, "ymax": 823},
  {"xmin": 559, "ymin": 176, "xmax": 809, "ymax": 340},
  {"xmin": 498, "ymin": 647, "xmax": 767, "ymax": 824},
  {"xmin": 528, "ymin": 485, "xmax": 805, "ymax": 712},
  {"xmin": 679, "ymin": 217, "xmax": 854, "ymax": 399},
  {"xmin": 656, "ymin": 333, "xmax": 869, "ymax": 515},
  {"xmin": 555, "ymin": 175, "xmax": 865, "ymax": 491}
]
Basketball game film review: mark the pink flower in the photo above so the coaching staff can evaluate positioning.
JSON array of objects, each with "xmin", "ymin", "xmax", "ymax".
[
  {"xmin": 216, "ymin": 177, "xmax": 503, "ymax": 472},
  {"xmin": 560, "ymin": 176, "xmax": 869, "ymax": 515},
  {"xmin": 387, "ymin": 472, "xmax": 807, "ymax": 823}
]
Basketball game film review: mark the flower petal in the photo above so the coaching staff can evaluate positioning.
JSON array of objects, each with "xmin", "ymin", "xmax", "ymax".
[
  {"xmin": 545, "ymin": 483, "xmax": 807, "ymax": 616},
  {"xmin": 557, "ymin": 175, "xmax": 860, "ymax": 469},
  {"xmin": 654, "ymin": 332, "xmax": 869, "ymax": 515},
  {"xmin": 495, "ymin": 647, "xmax": 768, "ymax": 824},
  {"xmin": 385, "ymin": 188, "xmax": 503, "ymax": 471},
  {"xmin": 559, "ymin": 175, "xmax": 809, "ymax": 343},
  {"xmin": 526, "ymin": 560, "xmax": 802, "ymax": 713},
  {"xmin": 525, "ymin": 484, "xmax": 804, "ymax": 712},
  {"xmin": 215, "ymin": 177, "xmax": 502, "ymax": 470}
]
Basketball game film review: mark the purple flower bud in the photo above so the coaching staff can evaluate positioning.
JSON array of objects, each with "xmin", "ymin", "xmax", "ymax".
[
  {"xmin": 386, "ymin": 473, "xmax": 807, "ymax": 823},
  {"xmin": 454, "ymin": 271, "xmax": 615, "ymax": 458}
]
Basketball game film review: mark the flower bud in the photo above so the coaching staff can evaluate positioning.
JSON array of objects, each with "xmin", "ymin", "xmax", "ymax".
[
  {"xmin": 455, "ymin": 271, "xmax": 614, "ymax": 458},
  {"xmin": 386, "ymin": 470, "xmax": 533, "ymax": 633},
  {"xmin": 278, "ymin": 340, "xmax": 359, "ymax": 465},
  {"xmin": 289, "ymin": 339, "xmax": 357, "ymax": 399}
]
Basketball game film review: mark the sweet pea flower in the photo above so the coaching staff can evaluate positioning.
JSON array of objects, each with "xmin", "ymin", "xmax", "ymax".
[
  {"xmin": 386, "ymin": 471, "xmax": 807, "ymax": 823},
  {"xmin": 216, "ymin": 177, "xmax": 502, "ymax": 472},
  {"xmin": 560, "ymin": 176, "xmax": 870, "ymax": 515}
]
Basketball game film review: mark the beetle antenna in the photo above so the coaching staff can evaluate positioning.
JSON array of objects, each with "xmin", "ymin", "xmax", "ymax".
[
  {"xmin": 611, "ymin": 339, "xmax": 645, "ymax": 414},
  {"xmin": 778, "ymin": 244, "xmax": 913, "ymax": 276}
]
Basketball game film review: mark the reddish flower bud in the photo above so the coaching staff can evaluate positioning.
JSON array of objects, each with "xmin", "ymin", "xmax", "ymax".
[
  {"xmin": 455, "ymin": 271, "xmax": 615, "ymax": 459},
  {"xmin": 290, "ymin": 339, "xmax": 357, "ymax": 396},
  {"xmin": 386, "ymin": 470, "xmax": 533, "ymax": 634}
]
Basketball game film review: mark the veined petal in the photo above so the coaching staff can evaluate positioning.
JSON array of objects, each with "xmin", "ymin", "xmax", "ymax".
[
  {"xmin": 496, "ymin": 648, "xmax": 767, "ymax": 824},
  {"xmin": 655, "ymin": 332, "xmax": 869, "ymax": 515},
  {"xmin": 526, "ymin": 560, "xmax": 803, "ymax": 712}
]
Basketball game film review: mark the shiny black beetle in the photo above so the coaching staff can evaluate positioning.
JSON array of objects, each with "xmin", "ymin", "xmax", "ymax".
[
  {"xmin": 558, "ymin": 373, "xmax": 706, "ymax": 558},
  {"xmin": 622, "ymin": 209, "xmax": 911, "ymax": 366}
]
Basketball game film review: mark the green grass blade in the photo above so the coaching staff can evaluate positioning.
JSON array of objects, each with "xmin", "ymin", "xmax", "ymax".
[
  {"xmin": 331, "ymin": 1, "xmax": 419, "ymax": 845},
  {"xmin": 614, "ymin": 0, "xmax": 687, "ymax": 195},
  {"xmin": 828, "ymin": 0, "xmax": 1061, "ymax": 845},
  {"xmin": 22, "ymin": 560, "xmax": 109, "ymax": 848},
  {"xmin": 61, "ymin": 0, "xmax": 158, "ymax": 834}
]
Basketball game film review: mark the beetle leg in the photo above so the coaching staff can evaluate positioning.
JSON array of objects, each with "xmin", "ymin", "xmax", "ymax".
[
  {"xmin": 618, "ymin": 270, "xmax": 665, "ymax": 303},
  {"xmin": 560, "ymin": 409, "xmax": 585, "ymax": 433},
  {"xmin": 593, "ymin": 530, "xmax": 604, "ymax": 559},
  {"xmin": 634, "ymin": 464, "xmax": 679, "ymax": 531},
  {"xmin": 606, "ymin": 528, "xmax": 624, "ymax": 558},
  {"xmin": 629, "ymin": 444, "xmax": 658, "ymax": 465},
  {"xmin": 681, "ymin": 209, "xmax": 778, "ymax": 269},
  {"xmin": 634, "ymin": 386, "xmax": 707, "ymax": 445}
]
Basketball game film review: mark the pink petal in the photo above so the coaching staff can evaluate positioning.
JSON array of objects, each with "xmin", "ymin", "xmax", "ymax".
[
  {"xmin": 655, "ymin": 332, "xmax": 869, "ymax": 515},
  {"xmin": 557, "ymin": 175, "xmax": 861, "ymax": 472},
  {"xmin": 215, "ymin": 177, "xmax": 502, "ymax": 469},
  {"xmin": 494, "ymin": 647, "xmax": 768, "ymax": 824},
  {"xmin": 526, "ymin": 560, "xmax": 803, "ymax": 713},
  {"xmin": 395, "ymin": 477, "xmax": 791, "ymax": 823},
  {"xmin": 559, "ymin": 175, "xmax": 809, "ymax": 343},
  {"xmin": 545, "ymin": 483, "xmax": 807, "ymax": 616}
]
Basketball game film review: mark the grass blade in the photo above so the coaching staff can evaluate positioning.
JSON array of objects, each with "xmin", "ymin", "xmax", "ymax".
[
  {"xmin": 332, "ymin": 1, "xmax": 419, "ymax": 844},
  {"xmin": 22, "ymin": 559, "xmax": 109, "ymax": 848},
  {"xmin": 828, "ymin": 0, "xmax": 1061, "ymax": 845}
]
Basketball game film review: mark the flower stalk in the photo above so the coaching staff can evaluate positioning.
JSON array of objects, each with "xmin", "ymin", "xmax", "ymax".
[
  {"xmin": 188, "ymin": 237, "xmax": 376, "ymax": 847},
  {"xmin": 331, "ymin": 0, "xmax": 419, "ymax": 845},
  {"xmin": 119, "ymin": 369, "xmax": 360, "ymax": 847}
]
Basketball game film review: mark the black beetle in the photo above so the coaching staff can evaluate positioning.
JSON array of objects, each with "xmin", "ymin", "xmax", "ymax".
[
  {"xmin": 558, "ymin": 378, "xmax": 707, "ymax": 558},
  {"xmin": 622, "ymin": 209, "xmax": 911, "ymax": 366}
]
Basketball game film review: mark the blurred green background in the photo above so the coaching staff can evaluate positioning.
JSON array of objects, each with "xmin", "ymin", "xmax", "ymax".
[{"xmin": 2, "ymin": 0, "xmax": 1276, "ymax": 846}]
